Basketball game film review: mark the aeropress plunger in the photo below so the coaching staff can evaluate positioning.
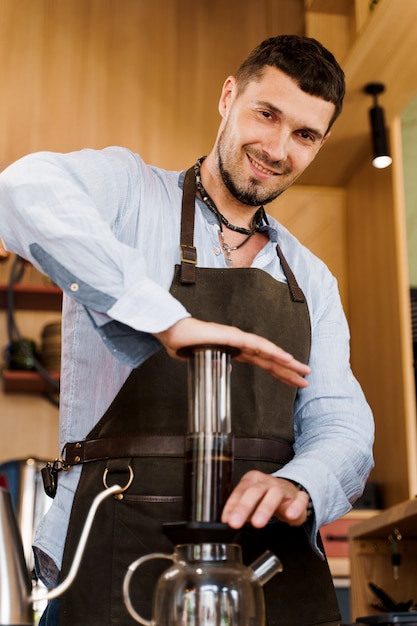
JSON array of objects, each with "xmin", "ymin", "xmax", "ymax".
[{"xmin": 164, "ymin": 343, "xmax": 239, "ymax": 544}]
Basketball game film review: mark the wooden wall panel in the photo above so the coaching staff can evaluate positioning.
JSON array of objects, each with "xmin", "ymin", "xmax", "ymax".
[
  {"xmin": 0, "ymin": 0, "xmax": 304, "ymax": 172},
  {"xmin": 305, "ymin": 11, "xmax": 352, "ymax": 63},
  {"xmin": 346, "ymin": 139, "xmax": 417, "ymax": 507}
]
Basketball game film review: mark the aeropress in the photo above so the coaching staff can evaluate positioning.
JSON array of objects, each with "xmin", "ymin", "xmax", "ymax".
[{"xmin": 123, "ymin": 345, "xmax": 283, "ymax": 626}]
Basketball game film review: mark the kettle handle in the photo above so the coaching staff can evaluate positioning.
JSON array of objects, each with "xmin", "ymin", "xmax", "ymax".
[{"xmin": 123, "ymin": 552, "xmax": 174, "ymax": 625}]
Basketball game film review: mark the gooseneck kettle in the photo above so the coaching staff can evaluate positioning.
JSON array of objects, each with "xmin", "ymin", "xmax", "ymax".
[
  {"xmin": 0, "ymin": 483, "xmax": 123, "ymax": 625},
  {"xmin": 123, "ymin": 345, "xmax": 283, "ymax": 626}
]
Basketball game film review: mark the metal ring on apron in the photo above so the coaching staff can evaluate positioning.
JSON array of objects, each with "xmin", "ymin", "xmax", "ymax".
[{"xmin": 102, "ymin": 464, "xmax": 134, "ymax": 497}]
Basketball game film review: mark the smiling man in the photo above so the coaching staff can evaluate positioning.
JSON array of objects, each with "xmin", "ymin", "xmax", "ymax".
[
  {"xmin": 213, "ymin": 66, "xmax": 334, "ymax": 203},
  {"xmin": 0, "ymin": 35, "xmax": 374, "ymax": 626},
  {"xmin": 198, "ymin": 62, "xmax": 336, "ymax": 270}
]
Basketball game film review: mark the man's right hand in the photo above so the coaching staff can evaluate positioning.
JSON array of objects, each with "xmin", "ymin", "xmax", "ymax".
[{"xmin": 154, "ymin": 317, "xmax": 310, "ymax": 388}]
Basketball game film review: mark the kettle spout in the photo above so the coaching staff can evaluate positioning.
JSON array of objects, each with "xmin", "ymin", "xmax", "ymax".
[
  {"xmin": 0, "ymin": 487, "xmax": 32, "ymax": 625},
  {"xmin": 250, "ymin": 550, "xmax": 283, "ymax": 586}
]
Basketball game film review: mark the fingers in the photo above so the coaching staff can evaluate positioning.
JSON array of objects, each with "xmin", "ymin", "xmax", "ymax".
[
  {"xmin": 221, "ymin": 472, "xmax": 309, "ymax": 529},
  {"xmin": 235, "ymin": 349, "xmax": 309, "ymax": 388},
  {"xmin": 233, "ymin": 331, "xmax": 310, "ymax": 388},
  {"xmin": 277, "ymin": 489, "xmax": 310, "ymax": 525},
  {"xmin": 155, "ymin": 318, "xmax": 310, "ymax": 388}
]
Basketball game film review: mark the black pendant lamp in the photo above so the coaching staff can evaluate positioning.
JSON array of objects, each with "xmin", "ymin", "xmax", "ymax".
[{"xmin": 364, "ymin": 82, "xmax": 392, "ymax": 169}]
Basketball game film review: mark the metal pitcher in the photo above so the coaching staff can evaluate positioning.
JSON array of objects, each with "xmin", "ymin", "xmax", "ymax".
[
  {"xmin": 0, "ymin": 484, "xmax": 122, "ymax": 625},
  {"xmin": 0, "ymin": 486, "xmax": 32, "ymax": 625}
]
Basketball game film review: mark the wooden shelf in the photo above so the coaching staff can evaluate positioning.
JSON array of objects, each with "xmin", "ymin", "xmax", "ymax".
[
  {"xmin": 2, "ymin": 370, "xmax": 60, "ymax": 394},
  {"xmin": 350, "ymin": 499, "xmax": 417, "ymax": 541},
  {"xmin": 349, "ymin": 499, "xmax": 417, "ymax": 619},
  {"xmin": 1, "ymin": 282, "xmax": 62, "ymax": 395},
  {"xmin": 0, "ymin": 284, "xmax": 62, "ymax": 311},
  {"xmin": 0, "ymin": 285, "xmax": 62, "ymax": 394}
]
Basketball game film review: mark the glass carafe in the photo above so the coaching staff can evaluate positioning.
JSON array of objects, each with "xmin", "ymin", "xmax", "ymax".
[{"xmin": 123, "ymin": 543, "xmax": 282, "ymax": 626}]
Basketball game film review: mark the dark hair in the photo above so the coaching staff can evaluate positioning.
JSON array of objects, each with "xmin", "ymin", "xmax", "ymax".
[{"xmin": 235, "ymin": 35, "xmax": 345, "ymax": 132}]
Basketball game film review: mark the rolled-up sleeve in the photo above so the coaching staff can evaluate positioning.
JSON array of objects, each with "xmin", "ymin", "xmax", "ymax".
[
  {"xmin": 275, "ymin": 269, "xmax": 374, "ymax": 548},
  {"xmin": 0, "ymin": 148, "xmax": 190, "ymax": 365}
]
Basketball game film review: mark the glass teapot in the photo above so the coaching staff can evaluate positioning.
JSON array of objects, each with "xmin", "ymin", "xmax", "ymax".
[{"xmin": 123, "ymin": 542, "xmax": 282, "ymax": 626}]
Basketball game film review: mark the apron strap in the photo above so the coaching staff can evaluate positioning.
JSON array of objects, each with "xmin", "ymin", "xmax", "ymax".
[
  {"xmin": 276, "ymin": 243, "xmax": 306, "ymax": 303},
  {"xmin": 179, "ymin": 166, "xmax": 198, "ymax": 284},
  {"xmin": 62, "ymin": 435, "xmax": 294, "ymax": 466}
]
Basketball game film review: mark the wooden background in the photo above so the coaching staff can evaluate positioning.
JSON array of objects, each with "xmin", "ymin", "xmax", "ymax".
[{"xmin": 0, "ymin": 0, "xmax": 305, "ymax": 170}]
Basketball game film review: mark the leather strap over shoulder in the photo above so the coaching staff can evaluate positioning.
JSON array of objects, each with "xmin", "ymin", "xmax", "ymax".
[
  {"xmin": 180, "ymin": 166, "xmax": 198, "ymax": 284},
  {"xmin": 275, "ymin": 243, "xmax": 305, "ymax": 303}
]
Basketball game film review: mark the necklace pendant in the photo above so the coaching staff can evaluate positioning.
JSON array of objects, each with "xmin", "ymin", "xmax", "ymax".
[{"xmin": 225, "ymin": 256, "xmax": 233, "ymax": 268}]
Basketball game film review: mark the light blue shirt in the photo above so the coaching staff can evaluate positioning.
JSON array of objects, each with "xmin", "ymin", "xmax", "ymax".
[{"xmin": 0, "ymin": 147, "xmax": 374, "ymax": 578}]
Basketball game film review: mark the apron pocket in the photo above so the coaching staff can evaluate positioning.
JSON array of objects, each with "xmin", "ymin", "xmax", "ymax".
[{"xmin": 110, "ymin": 496, "xmax": 184, "ymax": 624}]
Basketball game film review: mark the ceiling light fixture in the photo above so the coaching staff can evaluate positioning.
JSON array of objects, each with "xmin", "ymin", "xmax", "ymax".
[{"xmin": 364, "ymin": 82, "xmax": 392, "ymax": 169}]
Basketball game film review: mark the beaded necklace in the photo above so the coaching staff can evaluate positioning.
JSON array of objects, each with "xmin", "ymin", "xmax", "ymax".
[{"xmin": 193, "ymin": 156, "xmax": 265, "ymax": 267}]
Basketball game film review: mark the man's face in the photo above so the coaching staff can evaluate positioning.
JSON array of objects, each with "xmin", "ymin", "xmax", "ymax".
[{"xmin": 216, "ymin": 65, "xmax": 335, "ymax": 207}]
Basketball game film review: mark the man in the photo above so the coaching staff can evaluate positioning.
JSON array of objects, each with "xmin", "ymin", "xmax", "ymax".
[{"xmin": 0, "ymin": 35, "xmax": 374, "ymax": 625}]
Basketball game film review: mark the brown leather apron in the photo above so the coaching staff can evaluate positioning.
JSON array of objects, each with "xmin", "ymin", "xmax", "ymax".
[{"xmin": 59, "ymin": 168, "xmax": 341, "ymax": 625}]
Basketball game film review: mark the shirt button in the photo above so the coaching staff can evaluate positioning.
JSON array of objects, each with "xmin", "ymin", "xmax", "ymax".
[
  {"xmin": 70, "ymin": 282, "xmax": 79, "ymax": 292},
  {"xmin": 214, "ymin": 247, "xmax": 221, "ymax": 255}
]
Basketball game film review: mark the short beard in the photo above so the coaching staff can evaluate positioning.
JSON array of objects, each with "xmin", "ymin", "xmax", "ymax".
[{"xmin": 218, "ymin": 150, "xmax": 287, "ymax": 207}]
